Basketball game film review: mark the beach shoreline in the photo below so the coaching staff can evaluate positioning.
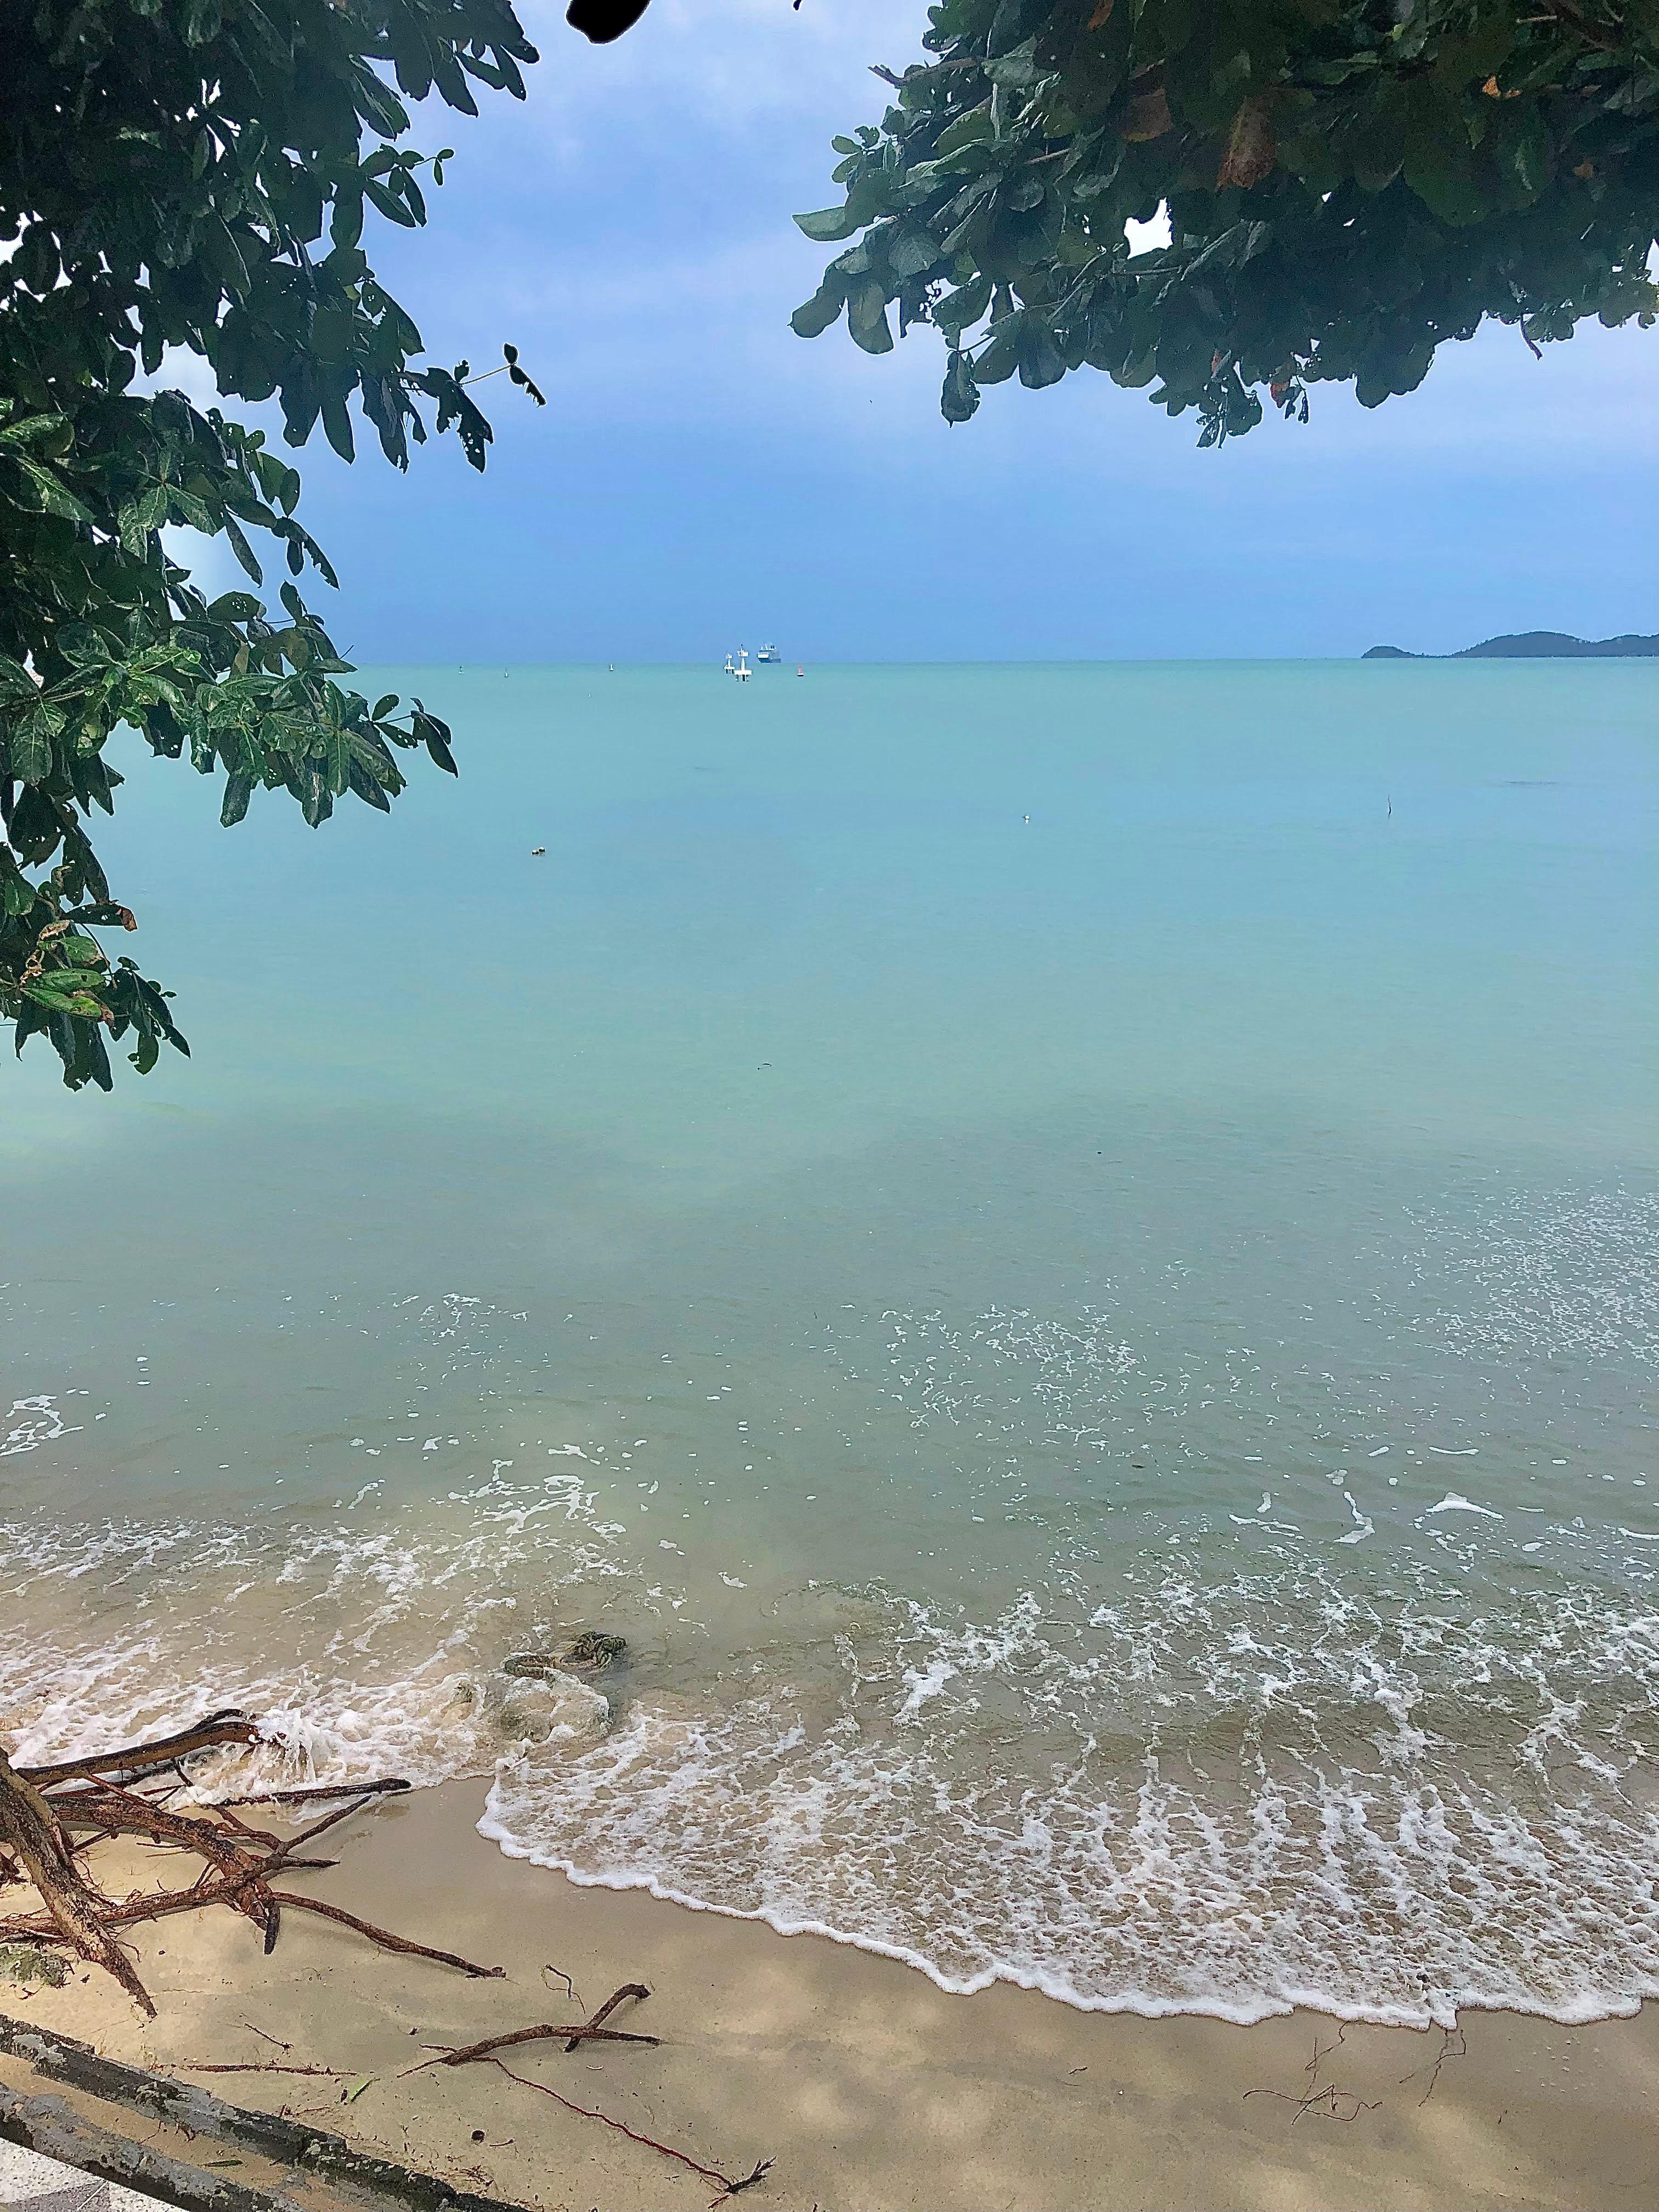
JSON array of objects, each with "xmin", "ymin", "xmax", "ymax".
[{"xmin": 5, "ymin": 1776, "xmax": 1655, "ymax": 2212}]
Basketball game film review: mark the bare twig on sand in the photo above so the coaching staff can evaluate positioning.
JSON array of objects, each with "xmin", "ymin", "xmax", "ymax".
[
  {"xmin": 415, "ymin": 1984, "xmax": 658, "ymax": 2071},
  {"xmin": 488, "ymin": 2056, "xmax": 772, "ymax": 2205},
  {"xmin": 1399, "ymin": 2023, "xmax": 1466, "ymax": 2104},
  {"xmin": 1243, "ymin": 2028, "xmax": 1380, "ymax": 2126},
  {"xmin": 423, "ymin": 1987, "xmax": 769, "ymax": 2203},
  {"xmin": 175, "ymin": 2062, "xmax": 347, "ymax": 2078}
]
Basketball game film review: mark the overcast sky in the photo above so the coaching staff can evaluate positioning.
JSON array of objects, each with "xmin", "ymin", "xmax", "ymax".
[{"xmin": 225, "ymin": 0, "xmax": 1657, "ymax": 663}]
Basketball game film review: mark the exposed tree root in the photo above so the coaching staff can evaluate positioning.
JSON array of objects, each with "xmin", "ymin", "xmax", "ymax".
[
  {"xmin": 0, "ymin": 1720, "xmax": 498, "ymax": 2006},
  {"xmin": 16, "ymin": 1713, "xmax": 260, "ymax": 1787},
  {"xmin": 0, "ymin": 1747, "xmax": 155, "ymax": 2016},
  {"xmin": 2, "ymin": 1720, "xmax": 774, "ymax": 2202}
]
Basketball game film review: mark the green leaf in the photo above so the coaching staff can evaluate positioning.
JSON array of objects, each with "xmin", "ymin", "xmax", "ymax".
[
  {"xmin": 794, "ymin": 205, "xmax": 862, "ymax": 244},
  {"xmin": 887, "ymin": 221, "xmax": 943, "ymax": 281},
  {"xmin": 1018, "ymin": 319, "xmax": 1066, "ymax": 389},
  {"xmin": 792, "ymin": 284, "xmax": 847, "ymax": 340},
  {"xmin": 207, "ymin": 592, "xmax": 264, "ymax": 624},
  {"xmin": 13, "ymin": 458, "xmax": 94, "ymax": 524},
  {"xmin": 57, "ymin": 623, "xmax": 112, "ymax": 667},
  {"xmin": 941, "ymin": 351, "xmax": 981, "ymax": 425},
  {"xmin": 0, "ymin": 414, "xmax": 66, "ymax": 450},
  {"xmin": 169, "ymin": 487, "xmax": 216, "ymax": 533},
  {"xmin": 179, "ymin": 0, "xmax": 221, "ymax": 44},
  {"xmin": 222, "ymin": 516, "xmax": 264, "ymax": 585},
  {"xmin": 8, "ymin": 701, "xmax": 62, "ymax": 782},
  {"xmin": 934, "ymin": 108, "xmax": 995, "ymax": 158},
  {"xmin": 847, "ymin": 279, "xmax": 894, "ymax": 355},
  {"xmin": 0, "ymin": 653, "xmax": 40, "ymax": 705},
  {"xmin": 1499, "ymin": 116, "xmax": 1554, "ymax": 203},
  {"xmin": 935, "ymin": 274, "xmax": 992, "ymax": 338}
]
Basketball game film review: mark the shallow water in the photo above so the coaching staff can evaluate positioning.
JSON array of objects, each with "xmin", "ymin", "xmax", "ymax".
[{"xmin": 4, "ymin": 661, "xmax": 1657, "ymax": 2025}]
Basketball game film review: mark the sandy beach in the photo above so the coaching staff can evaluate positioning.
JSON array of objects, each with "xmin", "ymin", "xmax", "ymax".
[{"xmin": 4, "ymin": 1779, "xmax": 1655, "ymax": 2212}]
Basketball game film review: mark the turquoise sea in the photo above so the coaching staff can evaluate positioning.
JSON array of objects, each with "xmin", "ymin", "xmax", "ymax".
[{"xmin": 4, "ymin": 660, "xmax": 1656, "ymax": 2026}]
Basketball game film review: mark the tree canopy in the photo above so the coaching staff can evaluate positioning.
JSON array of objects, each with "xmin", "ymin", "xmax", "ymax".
[
  {"xmin": 6, "ymin": 0, "xmax": 1652, "ymax": 1091},
  {"xmin": 1, "ymin": 0, "xmax": 546, "ymax": 1091},
  {"xmin": 791, "ymin": 2, "xmax": 1658, "ymax": 440}
]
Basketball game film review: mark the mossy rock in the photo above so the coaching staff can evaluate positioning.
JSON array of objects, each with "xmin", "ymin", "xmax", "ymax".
[
  {"xmin": 504, "ymin": 1632, "xmax": 627, "ymax": 1678},
  {"xmin": 1, "ymin": 1942, "xmax": 71, "ymax": 1989}
]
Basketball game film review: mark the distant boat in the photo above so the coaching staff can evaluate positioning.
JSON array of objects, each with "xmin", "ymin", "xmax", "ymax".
[{"xmin": 755, "ymin": 643, "xmax": 781, "ymax": 663}]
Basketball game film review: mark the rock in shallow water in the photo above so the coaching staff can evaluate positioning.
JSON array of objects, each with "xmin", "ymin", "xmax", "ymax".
[{"xmin": 504, "ymin": 1632, "xmax": 627, "ymax": 1678}]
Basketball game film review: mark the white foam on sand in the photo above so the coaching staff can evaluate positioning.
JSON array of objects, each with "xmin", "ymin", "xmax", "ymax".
[
  {"xmin": 477, "ymin": 1566, "xmax": 1659, "ymax": 2033},
  {"xmin": 13, "ymin": 1480, "xmax": 1659, "ymax": 2032},
  {"xmin": 8, "ymin": 1249, "xmax": 1657, "ymax": 2038}
]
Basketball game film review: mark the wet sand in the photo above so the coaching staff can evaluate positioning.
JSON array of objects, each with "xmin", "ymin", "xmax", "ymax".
[{"xmin": 5, "ymin": 1780, "xmax": 1656, "ymax": 2211}]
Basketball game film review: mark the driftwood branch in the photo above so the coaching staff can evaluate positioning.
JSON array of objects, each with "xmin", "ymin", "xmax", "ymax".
[
  {"xmin": 0, "ymin": 1748, "xmax": 155, "ymax": 2016},
  {"xmin": 263, "ymin": 1892, "xmax": 503, "ymax": 1978},
  {"xmin": 420, "ymin": 1985, "xmax": 659, "ymax": 2071},
  {"xmin": 418, "ymin": 1986, "xmax": 767, "ymax": 2204},
  {"xmin": 565, "ymin": 1980, "xmax": 651, "ymax": 2050},
  {"xmin": 1, "ymin": 1719, "xmax": 751, "ymax": 2197},
  {"xmin": 2, "ymin": 1714, "xmax": 492, "ymax": 2006},
  {"xmin": 54, "ymin": 1781, "xmax": 279, "ymax": 1947},
  {"xmin": 3, "ymin": 1877, "xmax": 499, "ymax": 1982},
  {"xmin": 18, "ymin": 1713, "xmax": 259, "ymax": 1786},
  {"xmin": 219, "ymin": 1778, "xmax": 413, "ymax": 1808}
]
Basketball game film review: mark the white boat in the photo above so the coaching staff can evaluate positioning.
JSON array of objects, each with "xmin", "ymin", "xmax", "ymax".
[{"xmin": 756, "ymin": 643, "xmax": 781, "ymax": 663}]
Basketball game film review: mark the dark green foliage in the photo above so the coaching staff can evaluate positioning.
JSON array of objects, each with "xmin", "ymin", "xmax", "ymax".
[
  {"xmin": 794, "ymin": 2, "xmax": 1658, "ymax": 441},
  {"xmin": 1, "ymin": 0, "xmax": 541, "ymax": 1088}
]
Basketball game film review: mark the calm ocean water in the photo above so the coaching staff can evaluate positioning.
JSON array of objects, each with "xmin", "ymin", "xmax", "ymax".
[{"xmin": 4, "ymin": 661, "xmax": 1656, "ymax": 2025}]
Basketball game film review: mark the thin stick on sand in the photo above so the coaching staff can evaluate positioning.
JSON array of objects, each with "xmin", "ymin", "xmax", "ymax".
[
  {"xmin": 487, "ymin": 2056, "xmax": 773, "ymax": 2203},
  {"xmin": 412, "ymin": 1983, "xmax": 659, "ymax": 2070}
]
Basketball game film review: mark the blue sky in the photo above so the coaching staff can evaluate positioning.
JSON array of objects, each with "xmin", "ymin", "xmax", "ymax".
[{"xmin": 201, "ymin": 0, "xmax": 1659, "ymax": 663}]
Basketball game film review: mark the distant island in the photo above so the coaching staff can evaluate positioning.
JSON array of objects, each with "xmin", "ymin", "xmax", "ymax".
[{"xmin": 1364, "ymin": 631, "xmax": 1659, "ymax": 660}]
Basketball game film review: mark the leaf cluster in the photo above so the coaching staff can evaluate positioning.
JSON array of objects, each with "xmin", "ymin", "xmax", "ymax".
[
  {"xmin": 793, "ymin": 2, "xmax": 1658, "ymax": 439},
  {"xmin": 2, "ymin": 0, "xmax": 541, "ymax": 1087}
]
